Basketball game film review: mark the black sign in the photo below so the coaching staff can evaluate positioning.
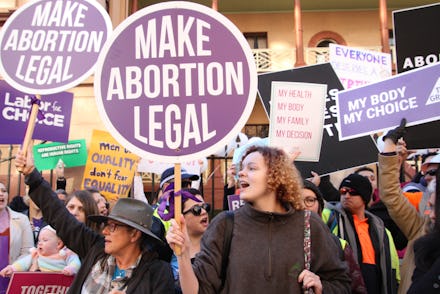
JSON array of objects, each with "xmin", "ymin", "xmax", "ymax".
[
  {"xmin": 258, "ymin": 63, "xmax": 378, "ymax": 177},
  {"xmin": 393, "ymin": 4, "xmax": 440, "ymax": 149}
]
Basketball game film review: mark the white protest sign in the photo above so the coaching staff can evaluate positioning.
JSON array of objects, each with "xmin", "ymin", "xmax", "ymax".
[
  {"xmin": 329, "ymin": 44, "xmax": 392, "ymax": 89},
  {"xmin": 268, "ymin": 81, "xmax": 327, "ymax": 161},
  {"xmin": 137, "ymin": 158, "xmax": 208, "ymax": 175}
]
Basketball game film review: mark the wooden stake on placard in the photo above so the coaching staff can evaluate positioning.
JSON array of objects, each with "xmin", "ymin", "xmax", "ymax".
[
  {"xmin": 18, "ymin": 94, "xmax": 41, "ymax": 171},
  {"xmin": 174, "ymin": 162, "xmax": 182, "ymax": 255},
  {"xmin": 23, "ymin": 95, "xmax": 41, "ymax": 152}
]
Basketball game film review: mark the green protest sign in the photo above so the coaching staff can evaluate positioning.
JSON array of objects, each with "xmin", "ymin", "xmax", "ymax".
[{"xmin": 33, "ymin": 140, "xmax": 88, "ymax": 171}]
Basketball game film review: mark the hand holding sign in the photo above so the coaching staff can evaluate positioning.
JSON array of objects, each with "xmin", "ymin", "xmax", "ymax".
[
  {"xmin": 383, "ymin": 118, "xmax": 407, "ymax": 144},
  {"xmin": 20, "ymin": 95, "xmax": 41, "ymax": 165},
  {"xmin": 93, "ymin": 1, "xmax": 257, "ymax": 259}
]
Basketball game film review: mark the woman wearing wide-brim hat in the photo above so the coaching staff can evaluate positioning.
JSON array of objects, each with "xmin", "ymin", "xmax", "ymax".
[{"xmin": 14, "ymin": 146, "xmax": 174, "ymax": 294}]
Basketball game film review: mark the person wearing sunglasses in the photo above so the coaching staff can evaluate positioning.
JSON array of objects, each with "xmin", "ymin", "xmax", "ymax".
[
  {"xmin": 13, "ymin": 145, "xmax": 174, "ymax": 294},
  {"xmin": 421, "ymin": 153, "xmax": 440, "ymax": 186},
  {"xmin": 325, "ymin": 173, "xmax": 400, "ymax": 294},
  {"xmin": 160, "ymin": 188, "xmax": 210, "ymax": 293},
  {"xmin": 415, "ymin": 154, "xmax": 440, "ymax": 216},
  {"xmin": 181, "ymin": 190, "xmax": 210, "ymax": 253}
]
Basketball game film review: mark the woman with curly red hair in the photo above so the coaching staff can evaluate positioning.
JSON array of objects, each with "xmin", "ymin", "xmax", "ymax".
[{"xmin": 167, "ymin": 145, "xmax": 351, "ymax": 294}]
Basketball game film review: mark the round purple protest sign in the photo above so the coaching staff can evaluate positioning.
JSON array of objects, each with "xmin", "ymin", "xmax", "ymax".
[
  {"xmin": 94, "ymin": 1, "xmax": 257, "ymax": 163},
  {"xmin": 0, "ymin": 0, "xmax": 112, "ymax": 95}
]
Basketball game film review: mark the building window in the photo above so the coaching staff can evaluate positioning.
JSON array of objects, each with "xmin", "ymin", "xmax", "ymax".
[
  {"xmin": 308, "ymin": 31, "xmax": 346, "ymax": 47},
  {"xmin": 244, "ymin": 124, "xmax": 269, "ymax": 138},
  {"xmin": 316, "ymin": 39, "xmax": 336, "ymax": 47},
  {"xmin": 244, "ymin": 32, "xmax": 268, "ymax": 49},
  {"xmin": 388, "ymin": 29, "xmax": 395, "ymax": 47}
]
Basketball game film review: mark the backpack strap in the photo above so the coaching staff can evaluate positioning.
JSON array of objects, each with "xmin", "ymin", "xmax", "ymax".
[
  {"xmin": 303, "ymin": 210, "xmax": 314, "ymax": 294},
  {"xmin": 220, "ymin": 211, "xmax": 234, "ymax": 290},
  {"xmin": 304, "ymin": 210, "xmax": 311, "ymax": 271}
]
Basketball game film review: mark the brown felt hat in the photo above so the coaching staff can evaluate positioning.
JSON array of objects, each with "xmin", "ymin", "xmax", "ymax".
[{"xmin": 88, "ymin": 198, "xmax": 161, "ymax": 243}]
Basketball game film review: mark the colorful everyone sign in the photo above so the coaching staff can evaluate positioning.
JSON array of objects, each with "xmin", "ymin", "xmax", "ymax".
[
  {"xmin": 0, "ymin": 80, "xmax": 73, "ymax": 144},
  {"xmin": 33, "ymin": 139, "xmax": 87, "ymax": 171},
  {"xmin": 336, "ymin": 62, "xmax": 440, "ymax": 141},
  {"xmin": 0, "ymin": 0, "xmax": 112, "ymax": 94},
  {"xmin": 268, "ymin": 81, "xmax": 326, "ymax": 161},
  {"xmin": 6, "ymin": 272, "xmax": 73, "ymax": 294},
  {"xmin": 94, "ymin": 1, "xmax": 257, "ymax": 163},
  {"xmin": 81, "ymin": 130, "xmax": 140, "ymax": 202},
  {"xmin": 329, "ymin": 44, "xmax": 392, "ymax": 89}
]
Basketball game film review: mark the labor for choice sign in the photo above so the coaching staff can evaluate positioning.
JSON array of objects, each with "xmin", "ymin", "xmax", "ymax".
[{"xmin": 94, "ymin": 2, "xmax": 257, "ymax": 163}]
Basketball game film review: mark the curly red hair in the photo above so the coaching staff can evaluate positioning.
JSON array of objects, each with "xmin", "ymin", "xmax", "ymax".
[{"xmin": 240, "ymin": 145, "xmax": 304, "ymax": 210}]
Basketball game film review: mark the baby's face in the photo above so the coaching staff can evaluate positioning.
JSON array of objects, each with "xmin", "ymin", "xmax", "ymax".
[
  {"xmin": 37, "ymin": 229, "xmax": 60, "ymax": 256},
  {"xmin": 0, "ymin": 183, "xmax": 8, "ymax": 211}
]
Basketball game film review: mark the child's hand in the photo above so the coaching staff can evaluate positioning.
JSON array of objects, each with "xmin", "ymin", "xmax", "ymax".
[
  {"xmin": 0, "ymin": 265, "xmax": 15, "ymax": 277},
  {"xmin": 61, "ymin": 266, "xmax": 75, "ymax": 276}
]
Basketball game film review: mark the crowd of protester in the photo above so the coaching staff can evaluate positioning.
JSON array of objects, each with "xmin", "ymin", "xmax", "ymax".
[{"xmin": 0, "ymin": 118, "xmax": 439, "ymax": 293}]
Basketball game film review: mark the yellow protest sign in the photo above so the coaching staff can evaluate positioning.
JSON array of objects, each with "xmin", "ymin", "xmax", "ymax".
[{"xmin": 81, "ymin": 130, "xmax": 140, "ymax": 202}]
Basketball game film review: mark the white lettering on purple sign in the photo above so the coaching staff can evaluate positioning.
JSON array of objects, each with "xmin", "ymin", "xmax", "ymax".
[
  {"xmin": 342, "ymin": 86, "xmax": 419, "ymax": 124},
  {"xmin": 133, "ymin": 103, "xmax": 215, "ymax": 149},
  {"xmin": 106, "ymin": 15, "xmax": 244, "ymax": 100},
  {"xmin": 2, "ymin": 0, "xmax": 104, "ymax": 85},
  {"xmin": 2, "ymin": 92, "xmax": 65, "ymax": 127}
]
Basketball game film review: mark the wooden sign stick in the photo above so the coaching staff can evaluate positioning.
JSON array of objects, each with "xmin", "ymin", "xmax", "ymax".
[
  {"xmin": 18, "ymin": 95, "xmax": 41, "ymax": 171},
  {"xmin": 174, "ymin": 162, "xmax": 182, "ymax": 255}
]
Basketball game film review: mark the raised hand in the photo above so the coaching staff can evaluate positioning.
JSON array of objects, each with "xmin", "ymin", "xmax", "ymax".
[{"xmin": 383, "ymin": 118, "xmax": 407, "ymax": 144}]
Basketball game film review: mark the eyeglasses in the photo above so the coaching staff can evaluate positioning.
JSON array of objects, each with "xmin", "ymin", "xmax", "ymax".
[
  {"xmin": 425, "ymin": 169, "xmax": 437, "ymax": 176},
  {"xmin": 183, "ymin": 203, "xmax": 211, "ymax": 216},
  {"xmin": 339, "ymin": 187, "xmax": 359, "ymax": 196},
  {"xmin": 104, "ymin": 222, "xmax": 129, "ymax": 233},
  {"xmin": 303, "ymin": 197, "xmax": 318, "ymax": 207}
]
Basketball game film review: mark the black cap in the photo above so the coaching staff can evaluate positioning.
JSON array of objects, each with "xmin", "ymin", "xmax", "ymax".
[{"xmin": 339, "ymin": 173, "xmax": 372, "ymax": 205}]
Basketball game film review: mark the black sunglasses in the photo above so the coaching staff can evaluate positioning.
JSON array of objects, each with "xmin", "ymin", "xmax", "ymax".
[
  {"xmin": 183, "ymin": 203, "xmax": 211, "ymax": 216},
  {"xmin": 425, "ymin": 169, "xmax": 437, "ymax": 176}
]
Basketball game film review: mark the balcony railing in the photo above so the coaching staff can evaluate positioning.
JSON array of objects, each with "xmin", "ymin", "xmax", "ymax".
[
  {"xmin": 252, "ymin": 46, "xmax": 396, "ymax": 72},
  {"xmin": 0, "ymin": 46, "xmax": 396, "ymax": 80}
]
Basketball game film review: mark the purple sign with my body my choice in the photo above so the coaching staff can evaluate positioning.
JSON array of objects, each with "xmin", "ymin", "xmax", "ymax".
[
  {"xmin": 94, "ymin": 1, "xmax": 257, "ymax": 163},
  {"xmin": 336, "ymin": 61, "xmax": 440, "ymax": 141},
  {"xmin": 0, "ymin": 80, "xmax": 73, "ymax": 144},
  {"xmin": 0, "ymin": 0, "xmax": 112, "ymax": 94}
]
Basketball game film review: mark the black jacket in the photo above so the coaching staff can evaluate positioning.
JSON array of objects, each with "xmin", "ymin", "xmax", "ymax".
[
  {"xmin": 26, "ymin": 169, "xmax": 174, "ymax": 294},
  {"xmin": 408, "ymin": 233, "xmax": 440, "ymax": 294}
]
